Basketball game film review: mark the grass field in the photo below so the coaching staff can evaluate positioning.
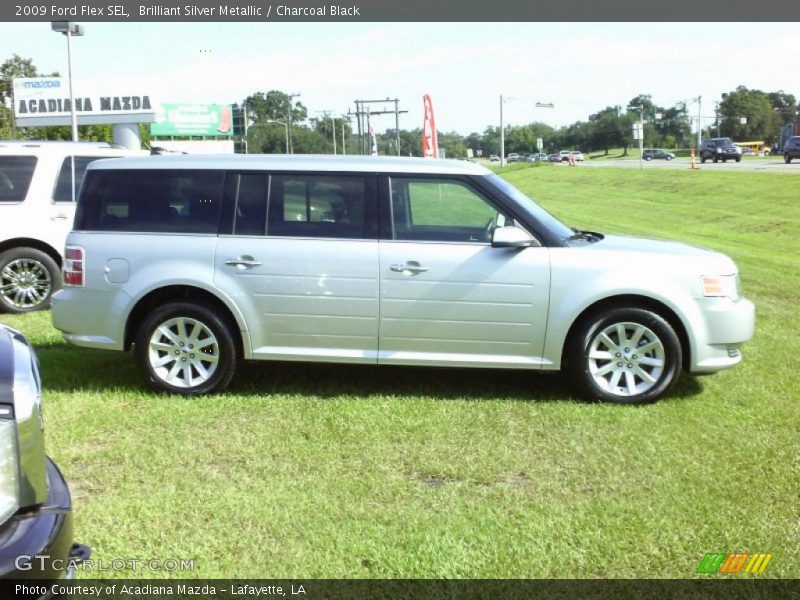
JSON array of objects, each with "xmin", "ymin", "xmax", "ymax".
[{"xmin": 2, "ymin": 167, "xmax": 798, "ymax": 579}]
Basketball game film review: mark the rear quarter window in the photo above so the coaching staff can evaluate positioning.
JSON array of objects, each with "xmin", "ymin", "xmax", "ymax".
[
  {"xmin": 0, "ymin": 156, "xmax": 37, "ymax": 203},
  {"xmin": 75, "ymin": 169, "xmax": 224, "ymax": 233}
]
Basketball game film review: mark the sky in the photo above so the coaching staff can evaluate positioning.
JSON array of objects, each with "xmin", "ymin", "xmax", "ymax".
[{"xmin": 1, "ymin": 22, "xmax": 799, "ymax": 134}]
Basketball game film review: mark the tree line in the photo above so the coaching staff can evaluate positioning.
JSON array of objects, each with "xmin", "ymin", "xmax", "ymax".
[{"xmin": 2, "ymin": 54, "xmax": 797, "ymax": 157}]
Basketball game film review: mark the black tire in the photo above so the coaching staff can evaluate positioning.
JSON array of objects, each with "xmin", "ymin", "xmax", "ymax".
[
  {"xmin": 135, "ymin": 302, "xmax": 238, "ymax": 395},
  {"xmin": 645, "ymin": 156, "xmax": 652, "ymax": 161},
  {"xmin": 735, "ymin": 157, "xmax": 741, "ymax": 163},
  {"xmin": 565, "ymin": 307, "xmax": 682, "ymax": 405},
  {"xmin": 713, "ymin": 157, "xmax": 719, "ymax": 163},
  {"xmin": 666, "ymin": 156, "xmax": 673, "ymax": 161},
  {"xmin": 700, "ymin": 156, "xmax": 706, "ymax": 164},
  {"xmin": 785, "ymin": 154, "xmax": 792, "ymax": 164},
  {"xmin": 0, "ymin": 247, "xmax": 61, "ymax": 314}
]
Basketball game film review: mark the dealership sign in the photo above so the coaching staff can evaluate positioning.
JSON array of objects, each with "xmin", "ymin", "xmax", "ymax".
[
  {"xmin": 150, "ymin": 103, "xmax": 233, "ymax": 137},
  {"xmin": 13, "ymin": 77, "xmax": 157, "ymax": 126}
]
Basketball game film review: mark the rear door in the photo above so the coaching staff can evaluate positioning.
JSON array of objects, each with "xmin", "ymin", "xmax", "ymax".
[
  {"xmin": 214, "ymin": 171, "xmax": 380, "ymax": 362},
  {"xmin": 378, "ymin": 175, "xmax": 551, "ymax": 368}
]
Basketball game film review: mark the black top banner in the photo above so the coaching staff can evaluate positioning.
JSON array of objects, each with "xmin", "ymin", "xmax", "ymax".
[{"xmin": 3, "ymin": 0, "xmax": 800, "ymax": 22}]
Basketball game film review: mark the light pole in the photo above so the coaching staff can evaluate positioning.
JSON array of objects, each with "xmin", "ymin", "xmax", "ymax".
[
  {"xmin": 267, "ymin": 119, "xmax": 289, "ymax": 154},
  {"xmin": 501, "ymin": 96, "xmax": 554, "ymax": 166},
  {"xmin": 51, "ymin": 21, "xmax": 84, "ymax": 143},
  {"xmin": 499, "ymin": 95, "xmax": 505, "ymax": 167},
  {"xmin": 287, "ymin": 92, "xmax": 301, "ymax": 154}
]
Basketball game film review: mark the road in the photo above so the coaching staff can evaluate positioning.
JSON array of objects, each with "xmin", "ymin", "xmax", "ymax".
[{"xmin": 575, "ymin": 157, "xmax": 800, "ymax": 173}]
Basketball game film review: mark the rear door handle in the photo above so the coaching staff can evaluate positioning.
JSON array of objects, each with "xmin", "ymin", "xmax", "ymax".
[
  {"xmin": 225, "ymin": 256, "xmax": 262, "ymax": 269},
  {"xmin": 390, "ymin": 261, "xmax": 428, "ymax": 275}
]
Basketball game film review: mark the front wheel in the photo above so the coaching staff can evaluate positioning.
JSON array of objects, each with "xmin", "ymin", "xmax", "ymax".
[
  {"xmin": 786, "ymin": 154, "xmax": 792, "ymax": 164},
  {"xmin": 0, "ymin": 247, "xmax": 61, "ymax": 313},
  {"xmin": 566, "ymin": 307, "xmax": 682, "ymax": 404},
  {"xmin": 135, "ymin": 302, "xmax": 238, "ymax": 395}
]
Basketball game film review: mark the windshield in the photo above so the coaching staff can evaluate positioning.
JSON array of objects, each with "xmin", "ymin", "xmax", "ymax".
[{"xmin": 483, "ymin": 173, "xmax": 573, "ymax": 241}]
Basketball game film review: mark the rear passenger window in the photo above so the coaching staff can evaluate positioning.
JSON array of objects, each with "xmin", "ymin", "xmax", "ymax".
[
  {"xmin": 268, "ymin": 175, "xmax": 368, "ymax": 239},
  {"xmin": 53, "ymin": 156, "xmax": 107, "ymax": 203},
  {"xmin": 0, "ymin": 156, "xmax": 37, "ymax": 203},
  {"xmin": 75, "ymin": 170, "xmax": 224, "ymax": 233}
]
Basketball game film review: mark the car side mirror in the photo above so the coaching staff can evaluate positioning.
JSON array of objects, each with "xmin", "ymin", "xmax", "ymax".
[{"xmin": 491, "ymin": 226, "xmax": 540, "ymax": 248}]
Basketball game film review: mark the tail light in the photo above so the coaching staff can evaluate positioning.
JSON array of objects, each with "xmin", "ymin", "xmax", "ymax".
[{"xmin": 63, "ymin": 246, "xmax": 85, "ymax": 286}]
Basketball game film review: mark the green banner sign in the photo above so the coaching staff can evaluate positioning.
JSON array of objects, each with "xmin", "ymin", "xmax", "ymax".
[{"xmin": 150, "ymin": 103, "xmax": 233, "ymax": 137}]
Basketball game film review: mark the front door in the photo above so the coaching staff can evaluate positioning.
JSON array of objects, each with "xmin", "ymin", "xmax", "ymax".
[{"xmin": 378, "ymin": 176, "xmax": 551, "ymax": 368}]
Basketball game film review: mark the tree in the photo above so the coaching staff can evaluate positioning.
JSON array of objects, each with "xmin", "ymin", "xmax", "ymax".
[
  {"xmin": 243, "ymin": 90, "xmax": 307, "ymax": 124},
  {"xmin": 719, "ymin": 86, "xmax": 783, "ymax": 141}
]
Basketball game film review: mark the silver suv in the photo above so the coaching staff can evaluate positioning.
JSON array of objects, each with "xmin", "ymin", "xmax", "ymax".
[{"xmin": 51, "ymin": 155, "xmax": 755, "ymax": 404}]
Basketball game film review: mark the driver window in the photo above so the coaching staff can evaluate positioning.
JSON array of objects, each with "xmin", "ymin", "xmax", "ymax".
[{"xmin": 389, "ymin": 177, "xmax": 510, "ymax": 242}]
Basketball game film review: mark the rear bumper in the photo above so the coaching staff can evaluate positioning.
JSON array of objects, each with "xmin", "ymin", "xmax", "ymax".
[{"xmin": 0, "ymin": 459, "xmax": 88, "ymax": 588}]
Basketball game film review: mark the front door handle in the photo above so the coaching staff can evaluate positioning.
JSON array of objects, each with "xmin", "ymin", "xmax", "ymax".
[
  {"xmin": 50, "ymin": 214, "xmax": 68, "ymax": 221},
  {"xmin": 225, "ymin": 256, "xmax": 262, "ymax": 269},
  {"xmin": 390, "ymin": 261, "xmax": 429, "ymax": 275}
]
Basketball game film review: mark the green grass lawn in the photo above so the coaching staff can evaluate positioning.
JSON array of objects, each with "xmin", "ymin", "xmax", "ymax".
[{"xmin": 2, "ymin": 167, "xmax": 798, "ymax": 579}]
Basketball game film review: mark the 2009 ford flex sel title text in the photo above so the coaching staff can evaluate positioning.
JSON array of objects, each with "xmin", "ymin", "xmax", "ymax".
[{"xmin": 51, "ymin": 155, "xmax": 754, "ymax": 404}]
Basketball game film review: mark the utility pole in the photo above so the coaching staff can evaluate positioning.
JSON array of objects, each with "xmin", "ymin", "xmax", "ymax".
[
  {"xmin": 697, "ymin": 95, "xmax": 702, "ymax": 148},
  {"xmin": 287, "ymin": 92, "xmax": 301, "ymax": 154},
  {"xmin": 500, "ymin": 94, "xmax": 505, "ymax": 168},
  {"xmin": 352, "ymin": 98, "xmax": 407, "ymax": 155},
  {"xmin": 715, "ymin": 100, "xmax": 721, "ymax": 137}
]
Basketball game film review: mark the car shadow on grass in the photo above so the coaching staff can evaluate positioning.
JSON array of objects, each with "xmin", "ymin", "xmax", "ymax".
[{"xmin": 34, "ymin": 343, "xmax": 704, "ymax": 403}]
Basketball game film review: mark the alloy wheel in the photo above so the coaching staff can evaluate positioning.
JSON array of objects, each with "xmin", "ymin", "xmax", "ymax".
[
  {"xmin": 587, "ymin": 321, "xmax": 665, "ymax": 397},
  {"xmin": 0, "ymin": 258, "xmax": 52, "ymax": 310},
  {"xmin": 147, "ymin": 317, "xmax": 220, "ymax": 389}
]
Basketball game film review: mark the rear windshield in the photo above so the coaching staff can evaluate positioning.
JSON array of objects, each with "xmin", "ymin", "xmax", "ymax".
[
  {"xmin": 0, "ymin": 156, "xmax": 37, "ymax": 203},
  {"xmin": 76, "ymin": 169, "xmax": 224, "ymax": 233}
]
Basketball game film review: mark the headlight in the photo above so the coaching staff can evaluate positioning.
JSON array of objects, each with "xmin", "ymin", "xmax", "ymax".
[
  {"xmin": 0, "ymin": 415, "xmax": 19, "ymax": 524},
  {"xmin": 702, "ymin": 275, "xmax": 740, "ymax": 301}
]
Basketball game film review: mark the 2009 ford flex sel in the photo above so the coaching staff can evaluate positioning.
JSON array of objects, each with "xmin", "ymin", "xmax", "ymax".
[{"xmin": 51, "ymin": 155, "xmax": 755, "ymax": 404}]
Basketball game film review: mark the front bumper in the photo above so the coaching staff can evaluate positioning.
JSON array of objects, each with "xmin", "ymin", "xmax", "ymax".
[
  {"xmin": 691, "ymin": 296, "xmax": 755, "ymax": 373},
  {"xmin": 0, "ymin": 459, "xmax": 88, "ymax": 588}
]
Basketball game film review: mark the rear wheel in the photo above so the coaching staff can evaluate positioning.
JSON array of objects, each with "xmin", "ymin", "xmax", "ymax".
[
  {"xmin": 0, "ymin": 247, "xmax": 61, "ymax": 313},
  {"xmin": 135, "ymin": 302, "xmax": 238, "ymax": 395},
  {"xmin": 566, "ymin": 307, "xmax": 682, "ymax": 404}
]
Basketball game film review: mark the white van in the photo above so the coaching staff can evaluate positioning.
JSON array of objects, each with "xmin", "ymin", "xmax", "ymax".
[{"xmin": 0, "ymin": 141, "xmax": 141, "ymax": 313}]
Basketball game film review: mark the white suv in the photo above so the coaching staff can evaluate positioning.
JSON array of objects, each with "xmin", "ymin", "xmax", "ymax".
[
  {"xmin": 0, "ymin": 141, "xmax": 141, "ymax": 313},
  {"xmin": 51, "ymin": 155, "xmax": 755, "ymax": 404}
]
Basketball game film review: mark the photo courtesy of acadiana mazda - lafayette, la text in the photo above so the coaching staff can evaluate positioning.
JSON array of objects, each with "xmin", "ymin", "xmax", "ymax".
[
  {"xmin": 51, "ymin": 155, "xmax": 755, "ymax": 404},
  {"xmin": 0, "ymin": 324, "xmax": 89, "ymax": 587}
]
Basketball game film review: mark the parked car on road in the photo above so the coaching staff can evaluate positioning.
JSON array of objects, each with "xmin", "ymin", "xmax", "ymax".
[
  {"xmin": 569, "ymin": 151, "xmax": 585, "ymax": 162},
  {"xmin": 489, "ymin": 155, "xmax": 500, "ymax": 163},
  {"xmin": 52, "ymin": 155, "xmax": 754, "ymax": 404},
  {"xmin": 699, "ymin": 138, "xmax": 742, "ymax": 163},
  {"xmin": 0, "ymin": 142, "xmax": 141, "ymax": 314},
  {"xmin": 642, "ymin": 149, "xmax": 675, "ymax": 161},
  {"xmin": 783, "ymin": 136, "xmax": 800, "ymax": 163},
  {"xmin": 0, "ymin": 324, "xmax": 88, "ymax": 580},
  {"xmin": 558, "ymin": 150, "xmax": 571, "ymax": 162},
  {"xmin": 548, "ymin": 153, "xmax": 561, "ymax": 163},
  {"xmin": 507, "ymin": 153, "xmax": 521, "ymax": 163}
]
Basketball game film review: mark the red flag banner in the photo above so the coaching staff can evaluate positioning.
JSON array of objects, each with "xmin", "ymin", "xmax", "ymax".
[{"xmin": 422, "ymin": 94, "xmax": 439, "ymax": 159}]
